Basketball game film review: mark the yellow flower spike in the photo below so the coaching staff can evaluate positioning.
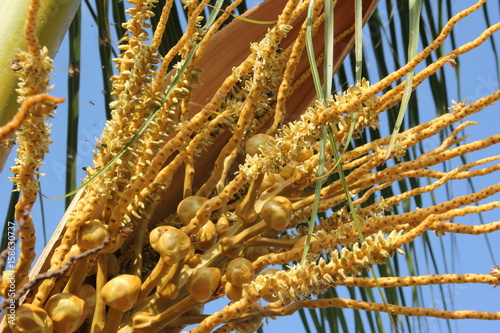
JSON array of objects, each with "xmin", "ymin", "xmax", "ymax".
[
  {"xmin": 267, "ymin": 12, "xmax": 308, "ymax": 135},
  {"xmin": 226, "ymin": 258, "xmax": 256, "ymax": 288},
  {"xmin": 191, "ymin": 295, "xmax": 259, "ymax": 333},
  {"xmin": 338, "ymin": 273, "xmax": 500, "ymax": 289},
  {"xmin": 45, "ymin": 293, "xmax": 86, "ymax": 333},
  {"xmin": 261, "ymin": 196, "xmax": 294, "ymax": 231},
  {"xmin": 75, "ymin": 284, "xmax": 96, "ymax": 319},
  {"xmin": 101, "ymin": 274, "xmax": 141, "ymax": 333},
  {"xmin": 9, "ymin": 303, "xmax": 53, "ymax": 333},
  {"xmin": 186, "ymin": 267, "xmax": 221, "ymax": 302},
  {"xmin": 177, "ymin": 196, "xmax": 209, "ymax": 226},
  {"xmin": 0, "ymin": 94, "xmax": 64, "ymax": 140}
]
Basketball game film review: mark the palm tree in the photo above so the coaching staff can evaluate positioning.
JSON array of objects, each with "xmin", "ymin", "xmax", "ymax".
[{"xmin": 0, "ymin": 0, "xmax": 499, "ymax": 332}]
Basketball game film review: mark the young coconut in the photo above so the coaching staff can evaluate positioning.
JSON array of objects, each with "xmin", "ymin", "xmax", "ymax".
[
  {"xmin": 186, "ymin": 267, "xmax": 221, "ymax": 302},
  {"xmin": 177, "ymin": 196, "xmax": 208, "ymax": 225},
  {"xmin": 101, "ymin": 274, "xmax": 141, "ymax": 333},
  {"xmin": 64, "ymin": 220, "xmax": 110, "ymax": 294},
  {"xmin": 245, "ymin": 133, "xmax": 273, "ymax": 157},
  {"xmin": 75, "ymin": 284, "xmax": 96, "ymax": 319},
  {"xmin": 136, "ymin": 226, "xmax": 191, "ymax": 304},
  {"xmin": 45, "ymin": 293, "xmax": 86, "ymax": 333},
  {"xmin": 192, "ymin": 220, "xmax": 217, "ymax": 251},
  {"xmin": 225, "ymin": 258, "xmax": 255, "ymax": 288},
  {"xmin": 8, "ymin": 303, "xmax": 53, "ymax": 333},
  {"xmin": 225, "ymin": 281, "xmax": 243, "ymax": 302},
  {"xmin": 260, "ymin": 196, "xmax": 294, "ymax": 231},
  {"xmin": 232, "ymin": 314, "xmax": 263, "ymax": 333}
]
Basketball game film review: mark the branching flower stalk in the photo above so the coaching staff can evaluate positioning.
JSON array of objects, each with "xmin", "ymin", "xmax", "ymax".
[
  {"xmin": 0, "ymin": 0, "xmax": 499, "ymax": 332},
  {"xmin": 0, "ymin": 0, "xmax": 65, "ymax": 295}
]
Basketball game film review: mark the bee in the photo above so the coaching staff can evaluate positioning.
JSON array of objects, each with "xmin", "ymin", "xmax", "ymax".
[
  {"xmin": 95, "ymin": 142, "xmax": 108, "ymax": 150},
  {"xmin": 68, "ymin": 62, "xmax": 79, "ymax": 77},
  {"xmin": 99, "ymin": 36, "xmax": 110, "ymax": 46},
  {"xmin": 82, "ymin": 165, "xmax": 101, "ymax": 172},
  {"xmin": 10, "ymin": 59, "xmax": 22, "ymax": 72}
]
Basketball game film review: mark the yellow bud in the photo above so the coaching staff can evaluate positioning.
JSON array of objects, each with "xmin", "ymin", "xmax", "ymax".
[
  {"xmin": 106, "ymin": 253, "xmax": 120, "ymax": 277},
  {"xmin": 149, "ymin": 225, "xmax": 169, "ymax": 246},
  {"xmin": 177, "ymin": 196, "xmax": 208, "ymax": 225},
  {"xmin": 233, "ymin": 314, "xmax": 263, "ymax": 333},
  {"xmin": 45, "ymin": 293, "xmax": 86, "ymax": 333},
  {"xmin": 261, "ymin": 196, "xmax": 293, "ymax": 230},
  {"xmin": 226, "ymin": 258, "xmax": 255, "ymax": 287},
  {"xmin": 77, "ymin": 219, "xmax": 109, "ymax": 249},
  {"xmin": 216, "ymin": 214, "xmax": 230, "ymax": 236},
  {"xmin": 243, "ymin": 246, "xmax": 269, "ymax": 262},
  {"xmin": 75, "ymin": 284, "xmax": 96, "ymax": 318},
  {"xmin": 225, "ymin": 281, "xmax": 243, "ymax": 302},
  {"xmin": 245, "ymin": 133, "xmax": 273, "ymax": 156},
  {"xmin": 186, "ymin": 267, "xmax": 221, "ymax": 302},
  {"xmin": 296, "ymin": 148, "xmax": 314, "ymax": 162},
  {"xmin": 259, "ymin": 173, "xmax": 279, "ymax": 194},
  {"xmin": 150, "ymin": 226, "xmax": 191, "ymax": 265},
  {"xmin": 0, "ymin": 270, "xmax": 16, "ymax": 298},
  {"xmin": 101, "ymin": 274, "xmax": 141, "ymax": 312},
  {"xmin": 279, "ymin": 164, "xmax": 295, "ymax": 179},
  {"xmin": 9, "ymin": 304, "xmax": 53, "ymax": 333},
  {"xmin": 193, "ymin": 220, "xmax": 217, "ymax": 250}
]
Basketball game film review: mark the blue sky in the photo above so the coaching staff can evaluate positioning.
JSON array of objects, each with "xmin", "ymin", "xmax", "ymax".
[{"xmin": 1, "ymin": 0, "xmax": 499, "ymax": 332}]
